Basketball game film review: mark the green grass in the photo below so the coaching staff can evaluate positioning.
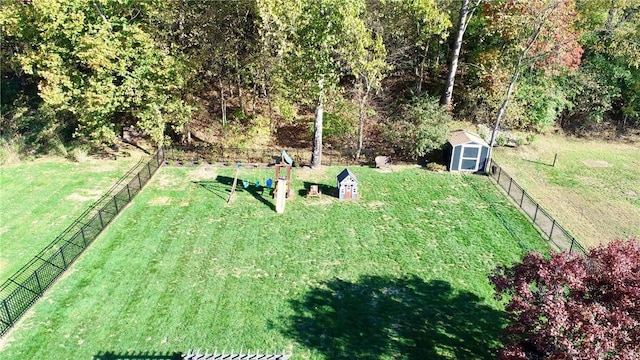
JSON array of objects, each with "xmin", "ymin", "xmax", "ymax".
[
  {"xmin": 494, "ymin": 134, "xmax": 640, "ymax": 247},
  {"xmin": 0, "ymin": 165, "xmax": 547, "ymax": 359},
  {"xmin": 0, "ymin": 156, "xmax": 141, "ymax": 282}
]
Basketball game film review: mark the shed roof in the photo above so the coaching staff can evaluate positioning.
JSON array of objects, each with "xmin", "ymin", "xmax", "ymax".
[
  {"xmin": 448, "ymin": 130, "xmax": 488, "ymax": 147},
  {"xmin": 337, "ymin": 168, "xmax": 358, "ymax": 183}
]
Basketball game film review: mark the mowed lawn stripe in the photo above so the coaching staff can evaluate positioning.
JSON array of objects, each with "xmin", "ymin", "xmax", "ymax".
[
  {"xmin": 0, "ymin": 156, "xmax": 140, "ymax": 282},
  {"xmin": 1, "ymin": 166, "xmax": 547, "ymax": 359}
]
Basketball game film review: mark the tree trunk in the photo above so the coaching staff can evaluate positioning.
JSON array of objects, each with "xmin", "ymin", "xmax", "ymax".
[
  {"xmin": 355, "ymin": 79, "xmax": 371, "ymax": 160},
  {"xmin": 311, "ymin": 91, "xmax": 324, "ymax": 168},
  {"xmin": 416, "ymin": 43, "xmax": 429, "ymax": 94},
  {"xmin": 442, "ymin": 0, "xmax": 474, "ymax": 109},
  {"xmin": 236, "ymin": 56, "xmax": 245, "ymax": 116},
  {"xmin": 486, "ymin": 9, "xmax": 549, "ymax": 170},
  {"xmin": 252, "ymin": 82, "xmax": 257, "ymax": 116},
  {"xmin": 219, "ymin": 78, "xmax": 227, "ymax": 126}
]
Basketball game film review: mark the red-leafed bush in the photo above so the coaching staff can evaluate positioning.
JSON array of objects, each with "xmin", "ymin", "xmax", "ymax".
[{"xmin": 490, "ymin": 238, "xmax": 640, "ymax": 359}]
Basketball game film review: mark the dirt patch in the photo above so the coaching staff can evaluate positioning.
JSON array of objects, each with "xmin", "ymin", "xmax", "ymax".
[
  {"xmin": 186, "ymin": 166, "xmax": 217, "ymax": 182},
  {"xmin": 583, "ymin": 160, "xmax": 613, "ymax": 168},
  {"xmin": 155, "ymin": 172, "xmax": 186, "ymax": 190},
  {"xmin": 304, "ymin": 197, "xmax": 333, "ymax": 206},
  {"xmin": 294, "ymin": 166, "xmax": 329, "ymax": 182},
  {"xmin": 66, "ymin": 191, "xmax": 102, "ymax": 202},
  {"xmin": 366, "ymin": 201, "xmax": 386, "ymax": 208},
  {"xmin": 149, "ymin": 196, "xmax": 171, "ymax": 206}
]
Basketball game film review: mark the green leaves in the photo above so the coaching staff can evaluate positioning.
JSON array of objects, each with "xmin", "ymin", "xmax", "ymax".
[
  {"xmin": 3, "ymin": 0, "xmax": 190, "ymax": 146},
  {"xmin": 384, "ymin": 95, "xmax": 451, "ymax": 160}
]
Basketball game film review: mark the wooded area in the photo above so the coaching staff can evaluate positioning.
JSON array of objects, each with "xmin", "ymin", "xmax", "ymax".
[{"xmin": 1, "ymin": 0, "xmax": 638, "ymax": 163}]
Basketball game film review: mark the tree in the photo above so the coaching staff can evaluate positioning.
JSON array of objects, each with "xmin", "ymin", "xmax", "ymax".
[
  {"xmin": 342, "ymin": 15, "xmax": 390, "ymax": 159},
  {"xmin": 490, "ymin": 238, "xmax": 640, "ymax": 359},
  {"xmin": 366, "ymin": 0, "xmax": 451, "ymax": 94},
  {"xmin": 441, "ymin": 0, "xmax": 482, "ymax": 109},
  {"xmin": 383, "ymin": 95, "xmax": 451, "ymax": 160},
  {"xmin": 2, "ymin": 0, "xmax": 191, "ymax": 146},
  {"xmin": 279, "ymin": 0, "xmax": 371, "ymax": 167},
  {"xmin": 568, "ymin": 0, "xmax": 640, "ymax": 131},
  {"xmin": 482, "ymin": 0, "xmax": 583, "ymax": 167}
]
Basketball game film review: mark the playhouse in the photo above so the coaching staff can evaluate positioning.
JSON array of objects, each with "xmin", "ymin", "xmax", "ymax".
[
  {"xmin": 445, "ymin": 130, "xmax": 490, "ymax": 173},
  {"xmin": 337, "ymin": 168, "xmax": 358, "ymax": 200}
]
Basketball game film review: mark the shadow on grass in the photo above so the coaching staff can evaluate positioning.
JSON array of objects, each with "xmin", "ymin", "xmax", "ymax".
[
  {"xmin": 279, "ymin": 275, "xmax": 505, "ymax": 359},
  {"xmin": 297, "ymin": 181, "xmax": 338, "ymax": 198},
  {"xmin": 93, "ymin": 351, "xmax": 182, "ymax": 360},
  {"xmin": 195, "ymin": 175, "xmax": 276, "ymax": 211},
  {"xmin": 523, "ymin": 159, "xmax": 553, "ymax": 167},
  {"xmin": 193, "ymin": 180, "xmax": 228, "ymax": 201}
]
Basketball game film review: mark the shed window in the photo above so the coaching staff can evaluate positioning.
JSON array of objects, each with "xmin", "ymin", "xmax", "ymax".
[
  {"xmin": 459, "ymin": 145, "xmax": 482, "ymax": 171},
  {"xmin": 463, "ymin": 146, "xmax": 479, "ymax": 158}
]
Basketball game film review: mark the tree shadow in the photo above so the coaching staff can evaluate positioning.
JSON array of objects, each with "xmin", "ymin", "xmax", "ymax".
[
  {"xmin": 93, "ymin": 351, "xmax": 182, "ymax": 360},
  {"xmin": 297, "ymin": 181, "xmax": 338, "ymax": 198},
  {"xmin": 278, "ymin": 275, "xmax": 505, "ymax": 359}
]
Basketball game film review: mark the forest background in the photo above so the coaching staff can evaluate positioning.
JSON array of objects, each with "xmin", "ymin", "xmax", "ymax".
[{"xmin": 1, "ymin": 0, "xmax": 639, "ymax": 165}]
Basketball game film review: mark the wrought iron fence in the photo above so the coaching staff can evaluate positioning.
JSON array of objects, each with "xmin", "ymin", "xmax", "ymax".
[
  {"xmin": 488, "ymin": 159, "xmax": 586, "ymax": 255},
  {"xmin": 164, "ymin": 145, "xmax": 373, "ymax": 167},
  {"xmin": 0, "ymin": 149, "xmax": 165, "ymax": 337}
]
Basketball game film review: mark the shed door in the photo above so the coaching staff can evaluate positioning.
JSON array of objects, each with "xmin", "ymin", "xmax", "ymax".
[
  {"xmin": 459, "ymin": 145, "xmax": 481, "ymax": 171},
  {"xmin": 345, "ymin": 185, "xmax": 352, "ymax": 199}
]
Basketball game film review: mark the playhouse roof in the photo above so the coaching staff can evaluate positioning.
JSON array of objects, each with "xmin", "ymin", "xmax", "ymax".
[
  {"xmin": 448, "ymin": 130, "xmax": 488, "ymax": 147},
  {"xmin": 276, "ymin": 150, "xmax": 293, "ymax": 165},
  {"xmin": 337, "ymin": 168, "xmax": 358, "ymax": 183}
]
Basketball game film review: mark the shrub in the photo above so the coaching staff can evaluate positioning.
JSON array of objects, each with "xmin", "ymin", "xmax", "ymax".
[
  {"xmin": 383, "ymin": 95, "xmax": 451, "ymax": 161},
  {"xmin": 491, "ymin": 238, "xmax": 640, "ymax": 359},
  {"xmin": 526, "ymin": 133, "xmax": 537, "ymax": 144},
  {"xmin": 426, "ymin": 162, "xmax": 447, "ymax": 172},
  {"xmin": 68, "ymin": 147, "xmax": 89, "ymax": 163},
  {"xmin": 496, "ymin": 134, "xmax": 508, "ymax": 147},
  {"xmin": 0, "ymin": 137, "xmax": 26, "ymax": 165}
]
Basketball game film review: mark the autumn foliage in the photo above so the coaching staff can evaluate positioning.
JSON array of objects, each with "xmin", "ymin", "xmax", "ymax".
[
  {"xmin": 490, "ymin": 238, "xmax": 640, "ymax": 359},
  {"xmin": 483, "ymin": 0, "xmax": 583, "ymax": 72}
]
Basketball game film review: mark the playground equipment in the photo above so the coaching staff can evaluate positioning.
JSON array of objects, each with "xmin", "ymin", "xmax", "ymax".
[
  {"xmin": 273, "ymin": 150, "xmax": 294, "ymax": 199},
  {"xmin": 226, "ymin": 161, "xmax": 279, "ymax": 204}
]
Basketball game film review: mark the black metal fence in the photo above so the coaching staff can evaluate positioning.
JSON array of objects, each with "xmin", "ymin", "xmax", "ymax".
[
  {"xmin": 164, "ymin": 145, "xmax": 374, "ymax": 167},
  {"xmin": 0, "ymin": 149, "xmax": 164, "ymax": 337},
  {"xmin": 489, "ymin": 159, "xmax": 586, "ymax": 255}
]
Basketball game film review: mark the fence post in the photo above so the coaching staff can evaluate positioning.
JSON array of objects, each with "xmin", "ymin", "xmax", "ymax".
[
  {"xmin": 126, "ymin": 184, "xmax": 132, "ymax": 201},
  {"xmin": 2, "ymin": 299, "xmax": 12, "ymax": 327},
  {"xmin": 508, "ymin": 177, "xmax": 513, "ymax": 195},
  {"xmin": 80, "ymin": 226, "xmax": 87, "ymax": 247},
  {"xmin": 570, "ymin": 238, "xmax": 574, "ymax": 253},
  {"xmin": 533, "ymin": 203, "xmax": 539, "ymax": 223},
  {"xmin": 34, "ymin": 270, "xmax": 43, "ymax": 294},
  {"xmin": 520, "ymin": 190, "xmax": 525, "ymax": 208},
  {"xmin": 137, "ymin": 173, "xmax": 142, "ymax": 189},
  {"xmin": 98, "ymin": 210, "xmax": 104, "ymax": 229},
  {"xmin": 113, "ymin": 196, "xmax": 119, "ymax": 213},
  {"xmin": 60, "ymin": 248, "xmax": 67, "ymax": 269},
  {"xmin": 146, "ymin": 162, "xmax": 152, "ymax": 178},
  {"xmin": 549, "ymin": 219, "xmax": 556, "ymax": 242},
  {"xmin": 497, "ymin": 166, "xmax": 502, "ymax": 184}
]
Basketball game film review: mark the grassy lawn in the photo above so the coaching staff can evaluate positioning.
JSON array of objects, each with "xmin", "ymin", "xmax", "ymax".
[
  {"xmin": 0, "ymin": 155, "xmax": 142, "ymax": 282},
  {"xmin": 0, "ymin": 165, "xmax": 547, "ymax": 359},
  {"xmin": 493, "ymin": 134, "xmax": 640, "ymax": 248}
]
